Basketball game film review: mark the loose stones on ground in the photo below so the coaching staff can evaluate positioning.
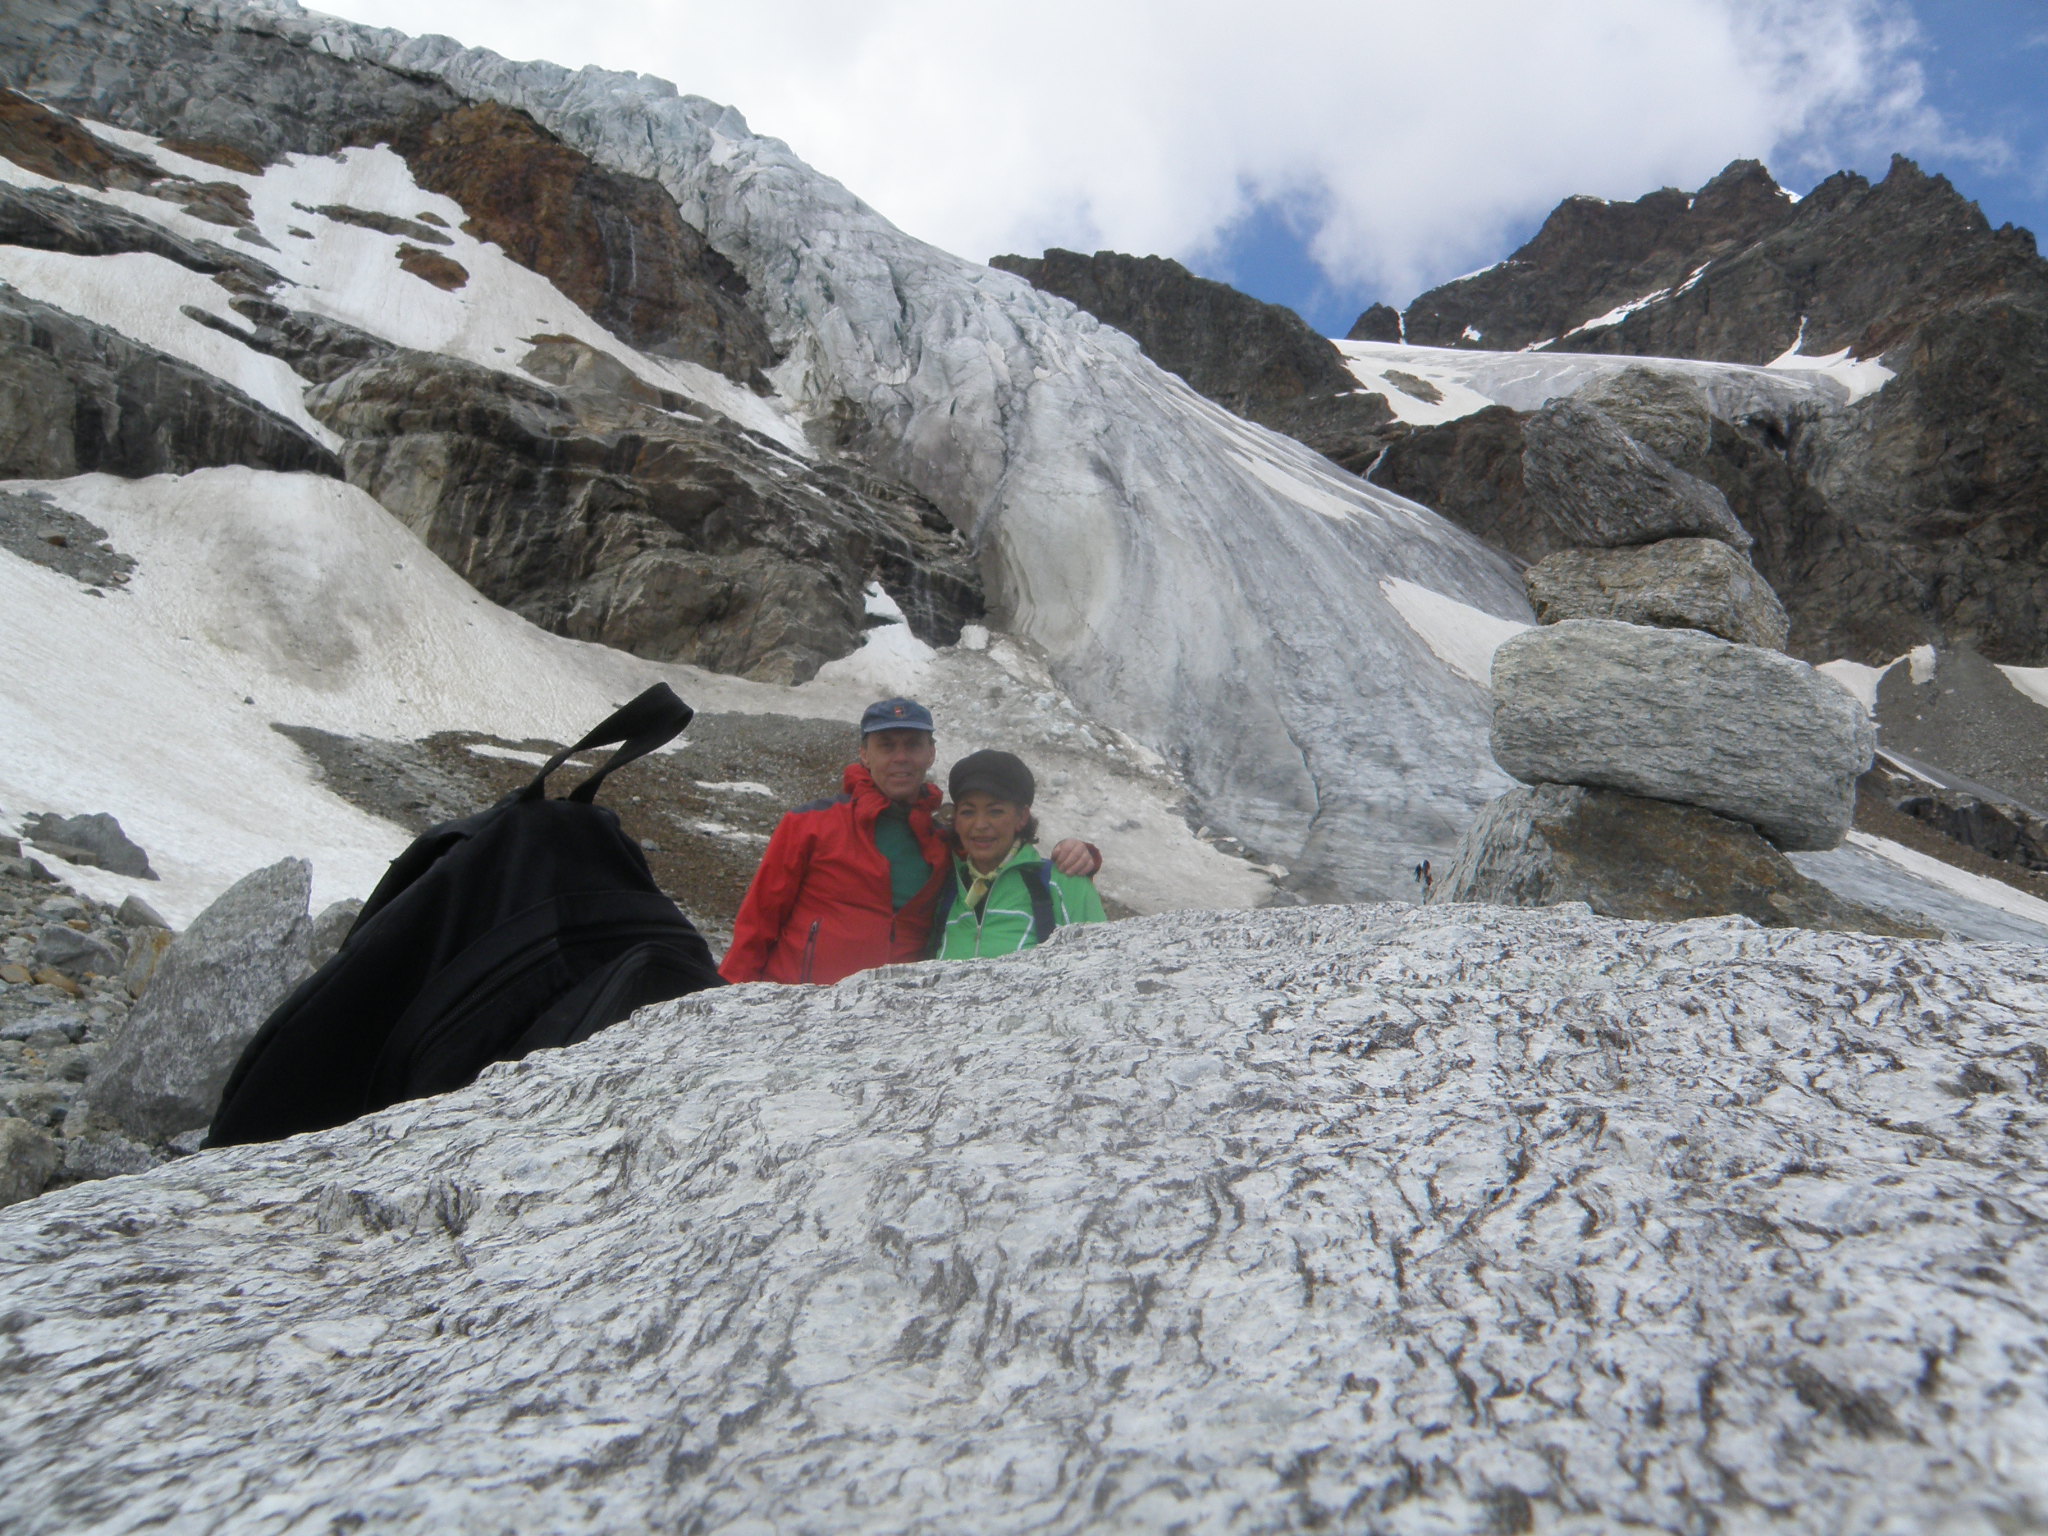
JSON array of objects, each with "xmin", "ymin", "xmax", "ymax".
[{"xmin": 0, "ymin": 837, "xmax": 146, "ymax": 1205}]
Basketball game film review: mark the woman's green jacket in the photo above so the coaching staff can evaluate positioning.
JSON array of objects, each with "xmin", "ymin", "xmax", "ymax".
[{"xmin": 934, "ymin": 841, "xmax": 1106, "ymax": 959}]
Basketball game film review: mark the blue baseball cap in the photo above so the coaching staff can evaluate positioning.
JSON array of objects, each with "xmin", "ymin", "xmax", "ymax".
[{"xmin": 860, "ymin": 697, "xmax": 935, "ymax": 736}]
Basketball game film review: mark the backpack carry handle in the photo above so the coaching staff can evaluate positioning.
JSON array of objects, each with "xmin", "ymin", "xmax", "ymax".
[{"xmin": 519, "ymin": 683, "xmax": 695, "ymax": 804}]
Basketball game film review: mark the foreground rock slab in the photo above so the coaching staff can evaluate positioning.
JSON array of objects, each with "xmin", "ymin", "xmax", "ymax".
[
  {"xmin": 4, "ymin": 905, "xmax": 2046, "ymax": 1533},
  {"xmin": 1492, "ymin": 619, "xmax": 1873, "ymax": 849},
  {"xmin": 1435, "ymin": 782, "xmax": 1932, "ymax": 935},
  {"xmin": 1524, "ymin": 537, "xmax": 1790, "ymax": 649}
]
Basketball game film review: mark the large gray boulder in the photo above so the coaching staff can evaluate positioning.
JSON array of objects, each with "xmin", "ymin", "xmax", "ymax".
[
  {"xmin": 1570, "ymin": 365, "xmax": 1714, "ymax": 468},
  {"xmin": 1434, "ymin": 782, "xmax": 1931, "ymax": 935},
  {"xmin": 71, "ymin": 858, "xmax": 313, "ymax": 1143},
  {"xmin": 1491, "ymin": 620, "xmax": 1873, "ymax": 849},
  {"xmin": 1524, "ymin": 537, "xmax": 1791, "ymax": 648},
  {"xmin": 3, "ymin": 905, "xmax": 2046, "ymax": 1532},
  {"xmin": 19, "ymin": 810, "xmax": 156, "ymax": 878},
  {"xmin": 1522, "ymin": 398, "xmax": 1751, "ymax": 549}
]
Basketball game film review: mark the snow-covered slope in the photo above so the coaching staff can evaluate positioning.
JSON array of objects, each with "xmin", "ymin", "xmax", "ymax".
[{"xmin": 1334, "ymin": 337, "xmax": 1868, "ymax": 428}]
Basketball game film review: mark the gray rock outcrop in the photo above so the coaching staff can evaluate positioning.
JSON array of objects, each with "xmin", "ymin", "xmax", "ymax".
[
  {"xmin": 31, "ymin": 924, "xmax": 120, "ymax": 978},
  {"xmin": 1433, "ymin": 782, "xmax": 1930, "ymax": 935},
  {"xmin": 0, "ymin": 1116, "xmax": 59, "ymax": 1207},
  {"xmin": 308, "ymin": 346, "xmax": 983, "ymax": 683},
  {"xmin": 4, "ymin": 903, "xmax": 2047, "ymax": 1532},
  {"xmin": 1570, "ymin": 365, "xmax": 1713, "ymax": 467},
  {"xmin": 20, "ymin": 811, "xmax": 156, "ymax": 879},
  {"xmin": 0, "ymin": 281, "xmax": 340, "ymax": 480},
  {"xmin": 1491, "ymin": 620, "xmax": 1873, "ymax": 849},
  {"xmin": 71, "ymin": 857, "xmax": 313, "ymax": 1143},
  {"xmin": 1524, "ymin": 537, "xmax": 1790, "ymax": 647},
  {"xmin": 1521, "ymin": 398, "xmax": 1751, "ymax": 549}
]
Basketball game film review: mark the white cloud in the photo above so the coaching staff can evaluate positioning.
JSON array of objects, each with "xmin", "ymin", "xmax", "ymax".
[{"xmin": 311, "ymin": 0, "xmax": 1996, "ymax": 302}]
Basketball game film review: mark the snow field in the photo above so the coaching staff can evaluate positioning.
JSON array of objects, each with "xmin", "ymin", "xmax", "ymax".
[{"xmin": 1334, "ymin": 337, "xmax": 1875, "ymax": 427}]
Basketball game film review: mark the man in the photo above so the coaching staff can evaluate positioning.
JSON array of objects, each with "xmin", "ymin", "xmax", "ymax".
[{"xmin": 721, "ymin": 698, "xmax": 1102, "ymax": 985}]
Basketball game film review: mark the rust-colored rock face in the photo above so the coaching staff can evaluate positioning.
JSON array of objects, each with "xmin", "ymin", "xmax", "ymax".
[
  {"xmin": 0, "ymin": 88, "xmax": 260, "ymax": 235},
  {"xmin": 395, "ymin": 103, "xmax": 774, "ymax": 382},
  {"xmin": 0, "ymin": 86, "xmax": 164, "ymax": 190},
  {"xmin": 395, "ymin": 242, "xmax": 468, "ymax": 291}
]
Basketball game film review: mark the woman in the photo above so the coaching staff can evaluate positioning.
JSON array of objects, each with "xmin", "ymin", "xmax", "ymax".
[{"xmin": 933, "ymin": 749, "xmax": 1106, "ymax": 959}]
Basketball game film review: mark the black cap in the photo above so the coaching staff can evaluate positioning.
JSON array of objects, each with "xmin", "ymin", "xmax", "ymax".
[
  {"xmin": 948, "ymin": 749, "xmax": 1035, "ymax": 806},
  {"xmin": 860, "ymin": 697, "xmax": 935, "ymax": 735}
]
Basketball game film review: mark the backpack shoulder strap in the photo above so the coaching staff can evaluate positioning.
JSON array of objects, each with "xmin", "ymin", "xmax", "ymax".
[
  {"xmin": 928, "ymin": 863, "xmax": 959, "ymax": 956},
  {"xmin": 520, "ymin": 683, "xmax": 695, "ymax": 806},
  {"xmin": 1021, "ymin": 859, "xmax": 1057, "ymax": 944}
]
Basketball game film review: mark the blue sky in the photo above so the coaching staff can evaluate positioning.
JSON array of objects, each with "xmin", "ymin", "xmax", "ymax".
[
  {"xmin": 322, "ymin": 1, "xmax": 2047, "ymax": 338},
  {"xmin": 1200, "ymin": 1, "xmax": 2048, "ymax": 334}
]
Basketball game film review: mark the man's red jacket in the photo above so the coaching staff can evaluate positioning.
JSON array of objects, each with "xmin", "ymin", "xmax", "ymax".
[{"xmin": 720, "ymin": 763, "xmax": 950, "ymax": 985}]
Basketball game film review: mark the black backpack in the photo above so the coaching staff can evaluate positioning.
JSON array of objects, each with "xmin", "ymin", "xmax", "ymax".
[
  {"xmin": 928, "ymin": 857, "xmax": 1057, "ymax": 955},
  {"xmin": 207, "ymin": 684, "xmax": 724, "ymax": 1148}
]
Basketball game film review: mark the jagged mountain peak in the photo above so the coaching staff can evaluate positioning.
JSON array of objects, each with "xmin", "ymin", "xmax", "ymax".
[
  {"xmin": 1402, "ymin": 157, "xmax": 1800, "ymax": 353},
  {"xmin": 1404, "ymin": 151, "xmax": 2045, "ymax": 366}
]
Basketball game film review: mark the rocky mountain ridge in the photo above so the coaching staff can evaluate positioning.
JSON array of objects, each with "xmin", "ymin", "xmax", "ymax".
[
  {"xmin": 989, "ymin": 248, "xmax": 1398, "ymax": 473},
  {"xmin": 1381, "ymin": 156, "xmax": 2048, "ymax": 668}
]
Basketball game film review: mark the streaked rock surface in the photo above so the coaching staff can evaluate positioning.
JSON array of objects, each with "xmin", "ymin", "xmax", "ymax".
[
  {"xmin": 5, "ymin": 903, "xmax": 2048, "ymax": 1534},
  {"xmin": 1492, "ymin": 620, "xmax": 1873, "ymax": 850},
  {"xmin": 1434, "ymin": 782, "xmax": 1929, "ymax": 935},
  {"xmin": 1524, "ymin": 537, "xmax": 1790, "ymax": 648}
]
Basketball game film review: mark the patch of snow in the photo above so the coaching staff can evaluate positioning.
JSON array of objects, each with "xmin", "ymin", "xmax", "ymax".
[
  {"xmin": 1378, "ymin": 578, "xmax": 1530, "ymax": 688},
  {"xmin": 1999, "ymin": 664, "xmax": 2048, "ymax": 712},
  {"xmin": 1333, "ymin": 339, "xmax": 1858, "ymax": 425},
  {"xmin": 862, "ymin": 581, "xmax": 907, "ymax": 621},
  {"xmin": 1230, "ymin": 451, "xmax": 1366, "ymax": 523},
  {"xmin": 685, "ymin": 818, "xmax": 768, "ymax": 843},
  {"xmin": 955, "ymin": 624, "xmax": 990, "ymax": 652},
  {"xmin": 464, "ymin": 743, "xmax": 596, "ymax": 769},
  {"xmin": 1816, "ymin": 657, "xmax": 1896, "ymax": 714},
  {"xmin": 1845, "ymin": 831, "xmax": 2048, "ymax": 931},
  {"xmin": 1765, "ymin": 341, "xmax": 1894, "ymax": 404},
  {"xmin": 1909, "ymin": 644, "xmax": 1938, "ymax": 685},
  {"xmin": 1459, "ymin": 324, "xmax": 1482, "ymax": 342},
  {"xmin": 0, "ymin": 127, "xmax": 813, "ymax": 455},
  {"xmin": 1562, "ymin": 284, "xmax": 1675, "ymax": 336},
  {"xmin": 695, "ymin": 781, "xmax": 776, "ymax": 797},
  {"xmin": 1874, "ymin": 750, "xmax": 1942, "ymax": 787},
  {"xmin": 1332, "ymin": 345, "xmax": 1501, "ymax": 427}
]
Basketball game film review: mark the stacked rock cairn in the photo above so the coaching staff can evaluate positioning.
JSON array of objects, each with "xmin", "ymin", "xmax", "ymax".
[{"xmin": 1430, "ymin": 370, "xmax": 1914, "ymax": 934}]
